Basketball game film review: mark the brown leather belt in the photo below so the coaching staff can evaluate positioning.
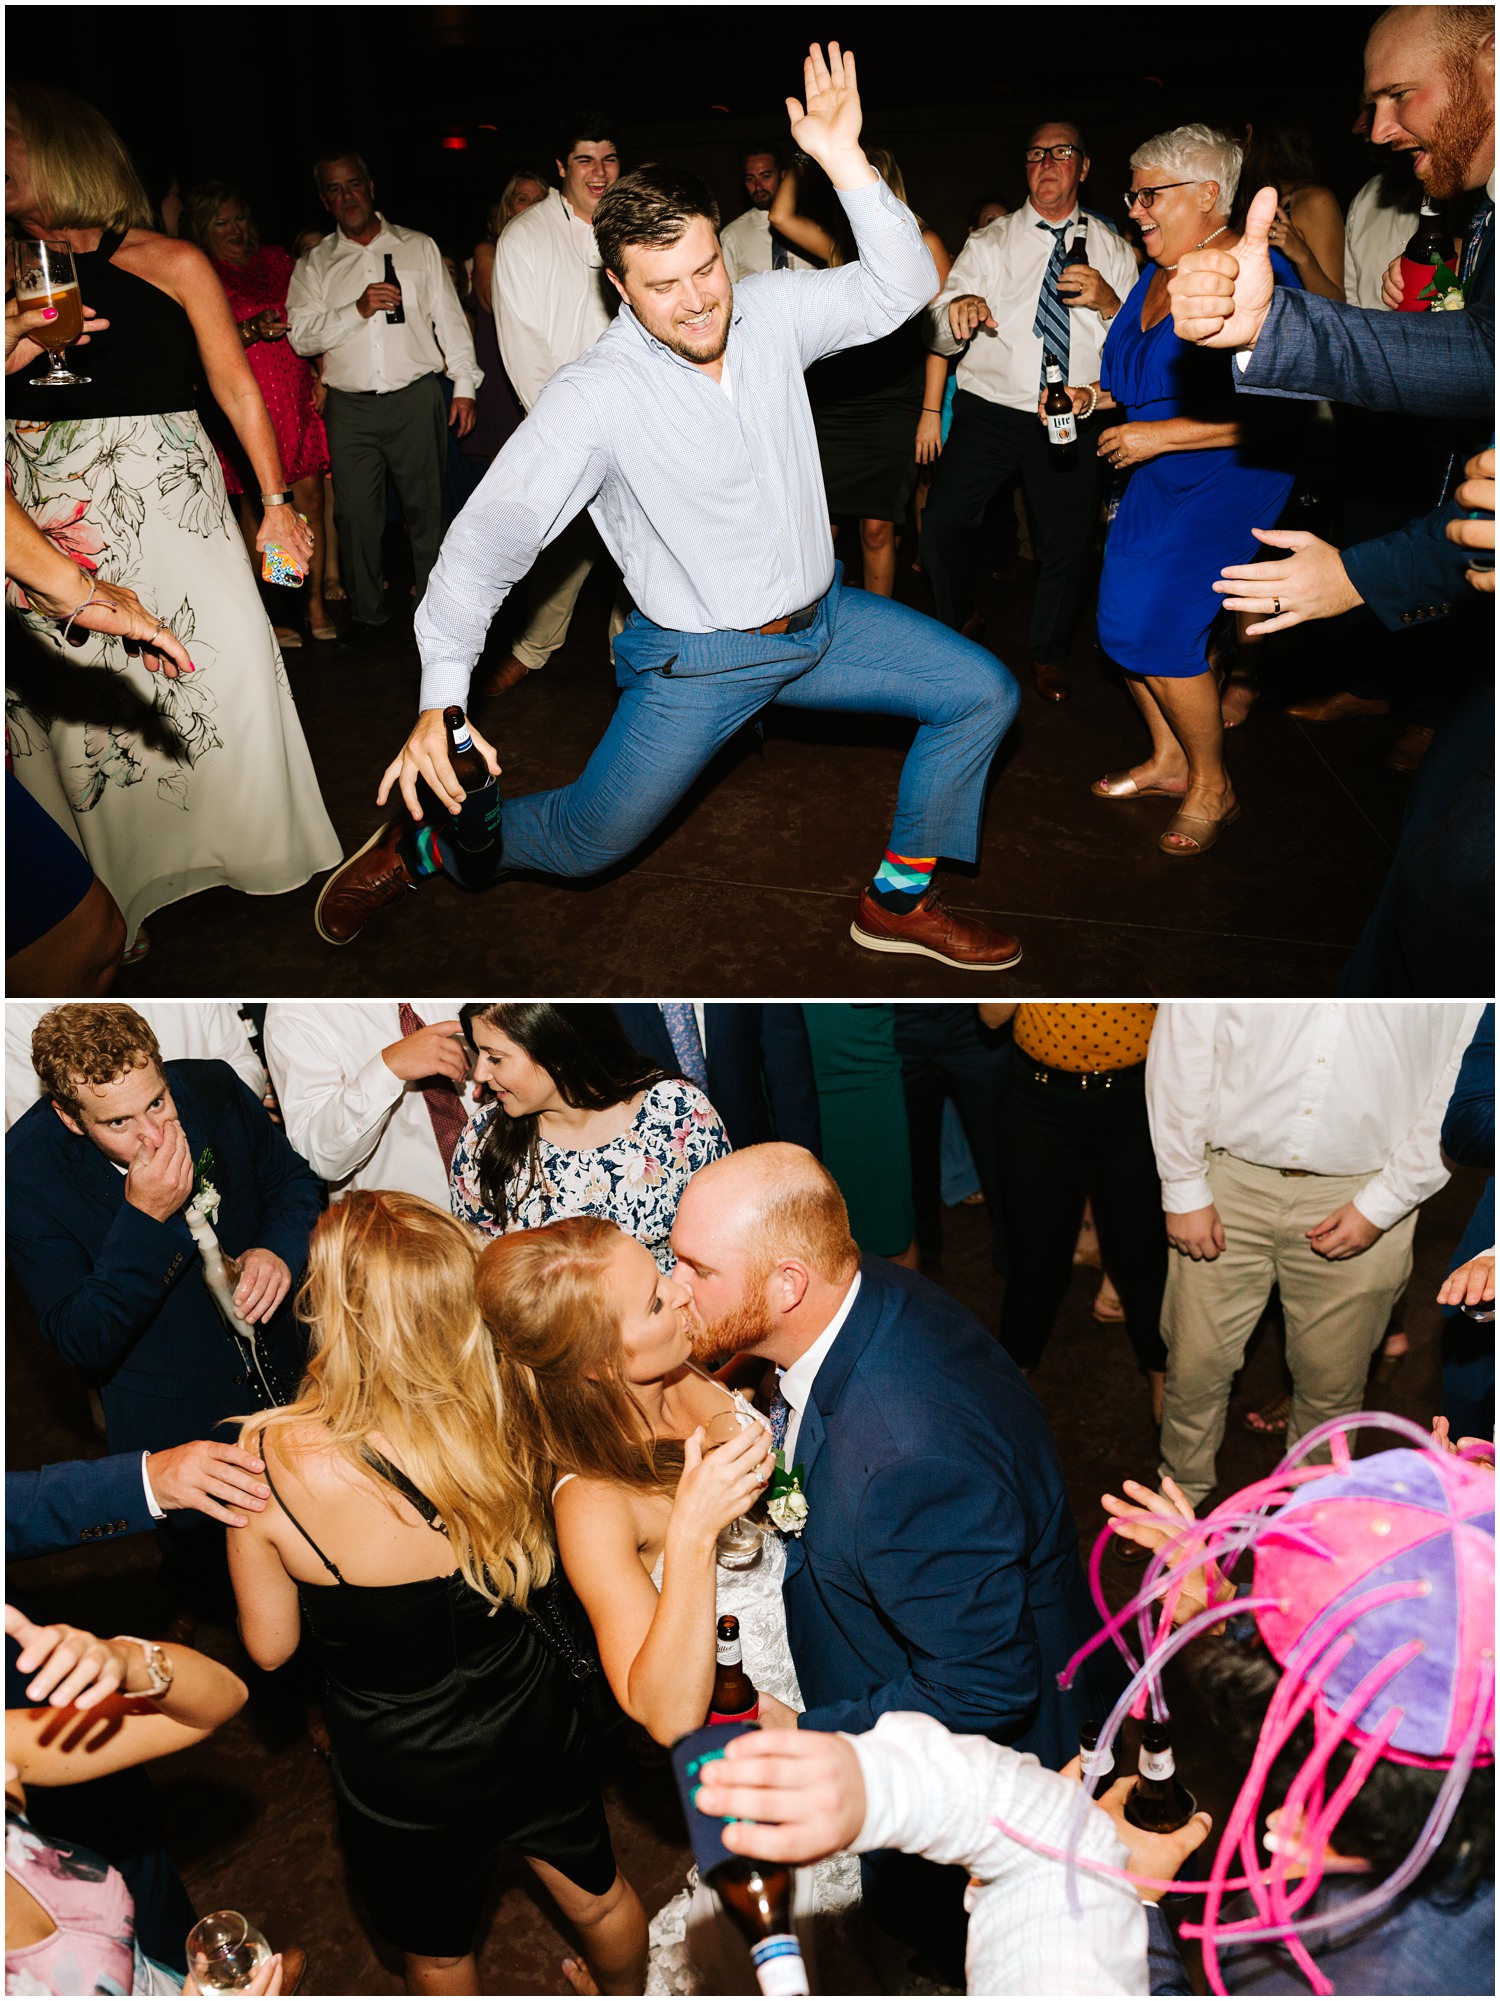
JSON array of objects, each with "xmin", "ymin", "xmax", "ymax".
[{"xmin": 745, "ymin": 599, "xmax": 820, "ymax": 637}]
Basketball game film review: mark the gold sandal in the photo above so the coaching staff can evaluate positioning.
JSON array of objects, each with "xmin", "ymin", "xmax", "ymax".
[
  {"xmin": 1091, "ymin": 771, "xmax": 1188, "ymax": 801},
  {"xmin": 1158, "ymin": 802, "xmax": 1241, "ymax": 856}
]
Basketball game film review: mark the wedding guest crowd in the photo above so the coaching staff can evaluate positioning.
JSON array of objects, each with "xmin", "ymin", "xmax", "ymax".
[
  {"xmin": 7, "ymin": 7, "xmax": 1492, "ymax": 993},
  {"xmin": 7, "ymin": 997, "xmax": 1492, "ymax": 1994}
]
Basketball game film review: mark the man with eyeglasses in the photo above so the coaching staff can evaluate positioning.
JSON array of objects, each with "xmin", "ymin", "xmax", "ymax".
[{"xmin": 924, "ymin": 123, "xmax": 1138, "ymax": 704}]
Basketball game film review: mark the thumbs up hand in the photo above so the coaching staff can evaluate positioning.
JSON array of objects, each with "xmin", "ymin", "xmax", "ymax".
[{"xmin": 1168, "ymin": 184, "xmax": 1278, "ymax": 349}]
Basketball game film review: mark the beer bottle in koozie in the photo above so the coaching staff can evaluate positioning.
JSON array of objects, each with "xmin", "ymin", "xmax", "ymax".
[
  {"xmin": 442, "ymin": 706, "xmax": 502, "ymax": 886},
  {"xmin": 1397, "ymin": 199, "xmax": 1453, "ymax": 311},
  {"xmin": 1043, "ymin": 352, "xmax": 1078, "ymax": 463},
  {"xmin": 1123, "ymin": 1714, "xmax": 1197, "ymax": 1832},
  {"xmin": 672, "ymin": 1724, "xmax": 810, "ymax": 1995},
  {"xmin": 708, "ymin": 1614, "xmax": 760, "ymax": 1725},
  {"xmin": 383, "ymin": 253, "xmax": 405, "ymax": 324}
]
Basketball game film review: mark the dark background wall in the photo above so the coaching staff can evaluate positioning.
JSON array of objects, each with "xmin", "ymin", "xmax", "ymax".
[{"xmin": 12, "ymin": 4, "xmax": 1390, "ymax": 258}]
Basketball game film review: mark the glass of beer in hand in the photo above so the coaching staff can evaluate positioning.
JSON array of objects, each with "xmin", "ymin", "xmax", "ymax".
[{"xmin": 13, "ymin": 239, "xmax": 89, "ymax": 386}]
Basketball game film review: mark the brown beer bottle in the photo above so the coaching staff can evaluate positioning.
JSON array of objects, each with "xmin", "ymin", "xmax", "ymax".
[
  {"xmin": 708, "ymin": 1614, "xmax": 760, "ymax": 1725},
  {"xmin": 383, "ymin": 252, "xmax": 405, "ymax": 325},
  {"xmin": 708, "ymin": 1857, "xmax": 810, "ymax": 1995},
  {"xmin": 1397, "ymin": 199, "xmax": 1454, "ymax": 312},
  {"xmin": 1043, "ymin": 352, "xmax": 1078, "ymax": 464},
  {"xmin": 1123, "ymin": 1714, "xmax": 1197, "ymax": 1833},
  {"xmin": 1078, "ymin": 1716, "xmax": 1115, "ymax": 1799}
]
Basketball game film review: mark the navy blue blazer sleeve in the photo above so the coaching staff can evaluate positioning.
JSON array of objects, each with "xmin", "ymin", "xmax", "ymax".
[
  {"xmin": 1235, "ymin": 286, "xmax": 1495, "ymax": 417},
  {"xmin": 1146, "ymin": 1905, "xmax": 1194, "ymax": 1996},
  {"xmin": 6, "ymin": 1454, "xmax": 153, "ymax": 1562},
  {"xmin": 215, "ymin": 1067, "xmax": 325, "ymax": 1273},
  {"xmin": 757, "ymin": 1006, "xmax": 822, "ymax": 1158},
  {"xmin": 1442, "ymin": 1004, "xmax": 1495, "ymax": 1167},
  {"xmin": 1343, "ymin": 497, "xmax": 1478, "ymax": 631},
  {"xmin": 796, "ymin": 1448, "xmax": 1044, "ymax": 1737}
]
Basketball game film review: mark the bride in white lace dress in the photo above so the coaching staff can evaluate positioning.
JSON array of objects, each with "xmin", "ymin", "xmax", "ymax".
[{"xmin": 477, "ymin": 1213, "xmax": 866, "ymax": 1995}]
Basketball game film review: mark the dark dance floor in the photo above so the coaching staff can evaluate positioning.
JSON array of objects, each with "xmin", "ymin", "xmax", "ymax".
[
  {"xmin": 7, "ymin": 1166, "xmax": 1481, "ymax": 1994},
  {"xmin": 113, "ymin": 523, "xmax": 1418, "ymax": 1000}
]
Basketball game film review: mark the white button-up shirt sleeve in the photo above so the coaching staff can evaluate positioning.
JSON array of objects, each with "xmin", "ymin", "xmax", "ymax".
[
  {"xmin": 414, "ymin": 374, "xmax": 611, "ymax": 709},
  {"xmin": 423, "ymin": 237, "xmax": 482, "ymax": 401},
  {"xmin": 286, "ymin": 245, "xmax": 366, "ymax": 358},
  {"xmin": 1146, "ymin": 1004, "xmax": 1220, "ymax": 1214},
  {"xmin": 494, "ymin": 193, "xmax": 613, "ymax": 413},
  {"xmin": 1353, "ymin": 1013, "xmax": 1473, "ymax": 1231},
  {"xmin": 849, "ymin": 1713, "xmax": 1148, "ymax": 1995}
]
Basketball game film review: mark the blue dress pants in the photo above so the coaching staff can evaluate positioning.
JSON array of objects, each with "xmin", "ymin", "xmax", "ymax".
[{"xmin": 442, "ymin": 565, "xmax": 1019, "ymax": 886}]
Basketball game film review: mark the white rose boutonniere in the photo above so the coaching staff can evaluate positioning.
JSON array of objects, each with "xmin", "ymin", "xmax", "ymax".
[
  {"xmin": 765, "ymin": 1450, "xmax": 809, "ymax": 1536},
  {"xmin": 193, "ymin": 1146, "xmax": 221, "ymax": 1226}
]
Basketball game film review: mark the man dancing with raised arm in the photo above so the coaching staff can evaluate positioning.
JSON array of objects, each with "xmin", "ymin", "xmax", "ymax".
[{"xmin": 315, "ymin": 44, "xmax": 1023, "ymax": 971}]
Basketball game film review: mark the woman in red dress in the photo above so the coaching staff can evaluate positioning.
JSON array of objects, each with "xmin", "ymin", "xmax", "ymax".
[{"xmin": 187, "ymin": 183, "xmax": 334, "ymax": 643}]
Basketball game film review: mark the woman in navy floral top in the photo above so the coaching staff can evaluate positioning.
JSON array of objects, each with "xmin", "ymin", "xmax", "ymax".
[{"xmin": 450, "ymin": 1005, "xmax": 731, "ymax": 1269}]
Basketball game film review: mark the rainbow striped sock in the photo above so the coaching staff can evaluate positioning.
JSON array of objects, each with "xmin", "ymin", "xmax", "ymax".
[
  {"xmin": 870, "ymin": 849, "xmax": 936, "ymax": 911},
  {"xmin": 399, "ymin": 823, "xmax": 446, "ymax": 879}
]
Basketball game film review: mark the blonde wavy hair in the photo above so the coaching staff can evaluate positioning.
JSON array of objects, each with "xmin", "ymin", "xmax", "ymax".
[
  {"xmin": 477, "ymin": 1215, "xmax": 685, "ymax": 1497},
  {"xmin": 252, "ymin": 1190, "xmax": 553, "ymax": 1611},
  {"xmin": 6, "ymin": 84, "xmax": 154, "ymax": 235}
]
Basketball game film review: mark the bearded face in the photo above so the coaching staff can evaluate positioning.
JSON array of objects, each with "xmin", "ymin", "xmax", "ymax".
[{"xmin": 1419, "ymin": 59, "xmax": 1492, "ymax": 198}]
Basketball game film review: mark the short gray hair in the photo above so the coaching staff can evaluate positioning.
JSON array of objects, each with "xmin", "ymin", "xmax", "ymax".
[
  {"xmin": 312, "ymin": 150, "xmax": 372, "ymax": 193},
  {"xmin": 1130, "ymin": 124, "xmax": 1242, "ymax": 217}
]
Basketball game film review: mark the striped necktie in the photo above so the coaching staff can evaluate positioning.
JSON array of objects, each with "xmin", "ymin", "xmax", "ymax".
[
  {"xmin": 1032, "ymin": 220, "xmax": 1073, "ymax": 381},
  {"xmin": 1437, "ymin": 196, "xmax": 1493, "ymax": 503},
  {"xmin": 660, "ymin": 1002, "xmax": 709, "ymax": 1092}
]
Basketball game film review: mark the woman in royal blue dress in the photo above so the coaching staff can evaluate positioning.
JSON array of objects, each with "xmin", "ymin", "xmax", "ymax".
[{"xmin": 1061, "ymin": 126, "xmax": 1301, "ymax": 857}]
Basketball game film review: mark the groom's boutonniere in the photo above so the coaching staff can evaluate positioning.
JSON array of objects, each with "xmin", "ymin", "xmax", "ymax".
[
  {"xmin": 765, "ymin": 1450, "xmax": 809, "ymax": 1536},
  {"xmin": 1420, "ymin": 257, "xmax": 1470, "ymax": 310},
  {"xmin": 191, "ymin": 1146, "xmax": 221, "ymax": 1226}
]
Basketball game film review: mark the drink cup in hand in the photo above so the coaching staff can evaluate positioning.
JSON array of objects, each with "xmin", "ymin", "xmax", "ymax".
[
  {"xmin": 704, "ymin": 1409, "xmax": 766, "ymax": 1571},
  {"xmin": 186, "ymin": 1912, "xmax": 272, "ymax": 1991},
  {"xmin": 13, "ymin": 239, "xmax": 89, "ymax": 386}
]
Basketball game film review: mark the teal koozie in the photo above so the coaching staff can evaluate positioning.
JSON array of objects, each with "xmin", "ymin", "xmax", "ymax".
[{"xmin": 671, "ymin": 1722, "xmax": 758, "ymax": 1876}]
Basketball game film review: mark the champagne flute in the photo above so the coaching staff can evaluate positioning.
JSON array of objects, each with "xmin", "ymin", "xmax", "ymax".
[
  {"xmin": 704, "ymin": 1409, "xmax": 767, "ymax": 1572},
  {"xmin": 13, "ymin": 239, "xmax": 90, "ymax": 387},
  {"xmin": 186, "ymin": 1911, "xmax": 272, "ymax": 1991}
]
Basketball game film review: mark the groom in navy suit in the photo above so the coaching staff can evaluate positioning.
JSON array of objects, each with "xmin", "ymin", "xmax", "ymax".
[{"xmin": 672, "ymin": 1144, "xmax": 1115, "ymax": 1967}]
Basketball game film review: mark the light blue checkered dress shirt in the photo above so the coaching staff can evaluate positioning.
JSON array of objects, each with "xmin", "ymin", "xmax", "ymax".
[{"xmin": 414, "ymin": 176, "xmax": 938, "ymax": 711}]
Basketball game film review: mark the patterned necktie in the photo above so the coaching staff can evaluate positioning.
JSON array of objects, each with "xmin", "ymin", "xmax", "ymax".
[
  {"xmin": 660, "ymin": 1002, "xmax": 709, "ymax": 1092},
  {"xmin": 771, "ymin": 230, "xmax": 789, "ymax": 271},
  {"xmin": 397, "ymin": 1003, "xmax": 469, "ymax": 1172},
  {"xmin": 1032, "ymin": 220, "xmax": 1073, "ymax": 382},
  {"xmin": 1437, "ymin": 196, "xmax": 1493, "ymax": 503},
  {"xmin": 768, "ymin": 1376, "xmax": 790, "ymax": 1451}
]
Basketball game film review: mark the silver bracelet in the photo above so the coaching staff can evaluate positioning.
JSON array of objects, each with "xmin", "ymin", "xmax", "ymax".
[
  {"xmin": 115, "ymin": 1635, "xmax": 175, "ymax": 1700},
  {"xmin": 59, "ymin": 581, "xmax": 100, "ymax": 644},
  {"xmin": 260, "ymin": 490, "xmax": 292, "ymax": 508}
]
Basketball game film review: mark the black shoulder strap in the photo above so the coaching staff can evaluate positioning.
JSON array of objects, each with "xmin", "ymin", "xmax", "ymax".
[
  {"xmin": 359, "ymin": 1444, "xmax": 447, "ymax": 1535},
  {"xmin": 96, "ymin": 227, "xmax": 127, "ymax": 261},
  {"xmin": 258, "ymin": 1428, "xmax": 345, "ymax": 1582}
]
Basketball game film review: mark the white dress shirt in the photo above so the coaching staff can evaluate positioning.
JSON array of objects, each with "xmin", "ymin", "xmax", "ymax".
[
  {"xmin": 778, "ymin": 1269, "xmax": 862, "ymax": 1466},
  {"xmin": 929, "ymin": 204, "xmax": 1139, "ymax": 409},
  {"xmin": 849, "ymin": 1712, "xmax": 1147, "ymax": 1995},
  {"xmin": 262, "ymin": 1002, "xmax": 477, "ymax": 1206},
  {"xmin": 1145, "ymin": 1003, "xmax": 1482, "ymax": 1231},
  {"xmin": 493, "ymin": 189, "xmax": 615, "ymax": 413},
  {"xmin": 1344, "ymin": 172, "xmax": 1425, "ymax": 310},
  {"xmin": 5, "ymin": 1003, "xmax": 266, "ymax": 1130},
  {"xmin": 719, "ymin": 206, "xmax": 818, "ymax": 283},
  {"xmin": 287, "ymin": 216, "xmax": 480, "ymax": 399},
  {"xmin": 415, "ymin": 175, "xmax": 936, "ymax": 711}
]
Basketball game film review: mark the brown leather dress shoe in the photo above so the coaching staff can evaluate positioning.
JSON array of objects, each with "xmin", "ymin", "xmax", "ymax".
[
  {"xmin": 314, "ymin": 822, "xmax": 417, "ymax": 945},
  {"xmin": 1387, "ymin": 722, "xmax": 1435, "ymax": 771},
  {"xmin": 850, "ymin": 887, "xmax": 1022, "ymax": 970},
  {"xmin": 476, "ymin": 652, "xmax": 533, "ymax": 697},
  {"xmin": 1284, "ymin": 690, "xmax": 1392, "ymax": 723},
  {"xmin": 1032, "ymin": 661, "xmax": 1072, "ymax": 703},
  {"xmin": 277, "ymin": 1947, "xmax": 307, "ymax": 1994}
]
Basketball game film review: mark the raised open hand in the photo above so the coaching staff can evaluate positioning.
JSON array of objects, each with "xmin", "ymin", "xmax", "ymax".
[
  {"xmin": 1169, "ymin": 183, "xmax": 1277, "ymax": 350},
  {"xmin": 785, "ymin": 42, "xmax": 864, "ymax": 176}
]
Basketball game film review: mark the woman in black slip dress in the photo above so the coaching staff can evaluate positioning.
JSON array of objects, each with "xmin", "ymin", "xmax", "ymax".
[
  {"xmin": 4, "ymin": 84, "xmax": 339, "ymax": 963},
  {"xmin": 228, "ymin": 1190, "xmax": 647, "ymax": 1998}
]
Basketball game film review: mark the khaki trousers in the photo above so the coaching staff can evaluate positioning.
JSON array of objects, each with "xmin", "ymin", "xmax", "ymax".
[{"xmin": 1158, "ymin": 1151, "xmax": 1417, "ymax": 1503}]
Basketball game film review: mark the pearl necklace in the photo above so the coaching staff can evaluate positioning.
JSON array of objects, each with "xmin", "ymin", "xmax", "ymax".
[{"xmin": 1163, "ymin": 224, "xmax": 1229, "ymax": 272}]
